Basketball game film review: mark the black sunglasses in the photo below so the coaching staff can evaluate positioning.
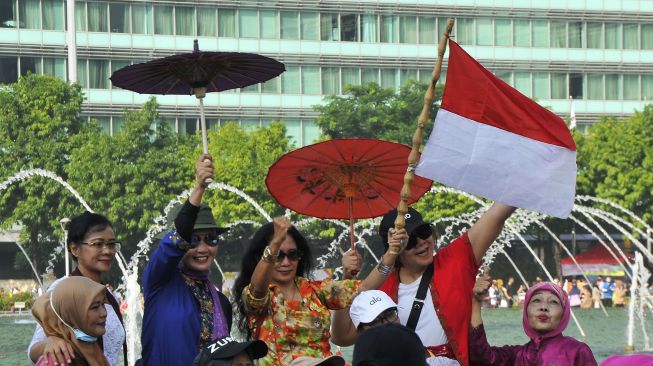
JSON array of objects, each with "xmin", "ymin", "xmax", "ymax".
[
  {"xmin": 277, "ymin": 249, "xmax": 302, "ymax": 262},
  {"xmin": 407, "ymin": 225, "xmax": 433, "ymax": 250},
  {"xmin": 190, "ymin": 233, "xmax": 220, "ymax": 247}
]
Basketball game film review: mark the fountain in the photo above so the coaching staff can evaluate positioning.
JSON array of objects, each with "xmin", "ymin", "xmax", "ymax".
[{"xmin": 3, "ymin": 168, "xmax": 653, "ymax": 360}]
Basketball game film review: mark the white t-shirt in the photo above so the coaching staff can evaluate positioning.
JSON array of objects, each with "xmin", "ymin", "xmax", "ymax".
[{"xmin": 397, "ymin": 275, "xmax": 460, "ymax": 365}]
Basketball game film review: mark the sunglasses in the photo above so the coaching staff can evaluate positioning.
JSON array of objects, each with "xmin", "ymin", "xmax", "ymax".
[
  {"xmin": 190, "ymin": 233, "xmax": 220, "ymax": 247},
  {"xmin": 407, "ymin": 225, "xmax": 433, "ymax": 250},
  {"xmin": 276, "ymin": 249, "xmax": 302, "ymax": 262}
]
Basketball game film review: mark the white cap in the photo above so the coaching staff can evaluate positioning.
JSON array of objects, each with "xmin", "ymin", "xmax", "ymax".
[{"xmin": 349, "ymin": 290, "xmax": 397, "ymax": 328}]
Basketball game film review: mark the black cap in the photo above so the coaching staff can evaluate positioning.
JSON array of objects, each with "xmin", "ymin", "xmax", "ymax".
[
  {"xmin": 353, "ymin": 323, "xmax": 428, "ymax": 366},
  {"xmin": 378, "ymin": 207, "xmax": 430, "ymax": 249},
  {"xmin": 195, "ymin": 336, "xmax": 268, "ymax": 366}
]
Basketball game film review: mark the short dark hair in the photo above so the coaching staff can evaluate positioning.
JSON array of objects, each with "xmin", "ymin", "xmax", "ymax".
[{"xmin": 67, "ymin": 211, "xmax": 113, "ymax": 262}]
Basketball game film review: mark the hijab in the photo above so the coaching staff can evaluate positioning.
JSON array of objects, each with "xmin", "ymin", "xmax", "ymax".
[
  {"xmin": 32, "ymin": 276, "xmax": 110, "ymax": 366},
  {"xmin": 522, "ymin": 281, "xmax": 571, "ymax": 346}
]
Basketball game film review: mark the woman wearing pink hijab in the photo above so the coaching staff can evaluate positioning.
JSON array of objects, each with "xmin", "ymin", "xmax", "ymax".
[{"xmin": 469, "ymin": 270, "xmax": 597, "ymax": 365}]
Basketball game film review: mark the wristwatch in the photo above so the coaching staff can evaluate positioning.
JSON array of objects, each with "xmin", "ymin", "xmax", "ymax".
[{"xmin": 261, "ymin": 246, "xmax": 277, "ymax": 264}]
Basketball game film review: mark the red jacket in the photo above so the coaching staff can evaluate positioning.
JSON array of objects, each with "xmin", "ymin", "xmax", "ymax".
[{"xmin": 378, "ymin": 233, "xmax": 478, "ymax": 366}]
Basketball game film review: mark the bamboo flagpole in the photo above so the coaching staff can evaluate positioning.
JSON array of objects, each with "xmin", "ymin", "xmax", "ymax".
[{"xmin": 391, "ymin": 18, "xmax": 455, "ymax": 248}]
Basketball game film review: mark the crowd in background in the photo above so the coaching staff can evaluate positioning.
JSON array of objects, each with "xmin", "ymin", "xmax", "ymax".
[{"xmin": 479, "ymin": 275, "xmax": 630, "ymax": 310}]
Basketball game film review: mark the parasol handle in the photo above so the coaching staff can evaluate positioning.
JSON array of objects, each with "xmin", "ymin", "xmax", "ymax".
[
  {"xmin": 348, "ymin": 197, "xmax": 359, "ymax": 276},
  {"xmin": 196, "ymin": 87, "xmax": 212, "ymax": 184},
  {"xmin": 392, "ymin": 18, "xmax": 454, "ymax": 246}
]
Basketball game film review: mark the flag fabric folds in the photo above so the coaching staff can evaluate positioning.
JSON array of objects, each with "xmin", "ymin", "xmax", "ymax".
[{"xmin": 415, "ymin": 40, "xmax": 577, "ymax": 218}]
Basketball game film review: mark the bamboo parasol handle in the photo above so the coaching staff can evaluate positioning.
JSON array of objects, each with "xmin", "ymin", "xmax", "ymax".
[{"xmin": 391, "ymin": 18, "xmax": 454, "ymax": 253}]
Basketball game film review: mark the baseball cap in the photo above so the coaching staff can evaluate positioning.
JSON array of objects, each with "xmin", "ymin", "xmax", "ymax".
[
  {"xmin": 378, "ymin": 207, "xmax": 430, "ymax": 249},
  {"xmin": 353, "ymin": 323, "xmax": 428, "ymax": 366},
  {"xmin": 350, "ymin": 290, "xmax": 397, "ymax": 328},
  {"xmin": 289, "ymin": 355, "xmax": 346, "ymax": 366},
  {"xmin": 195, "ymin": 336, "xmax": 267, "ymax": 366}
]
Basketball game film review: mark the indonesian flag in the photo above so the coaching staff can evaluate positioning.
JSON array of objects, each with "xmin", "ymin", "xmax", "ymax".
[{"xmin": 416, "ymin": 40, "xmax": 577, "ymax": 218}]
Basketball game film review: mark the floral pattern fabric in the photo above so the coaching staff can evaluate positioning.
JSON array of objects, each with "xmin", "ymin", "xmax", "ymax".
[{"xmin": 243, "ymin": 277, "xmax": 360, "ymax": 366}]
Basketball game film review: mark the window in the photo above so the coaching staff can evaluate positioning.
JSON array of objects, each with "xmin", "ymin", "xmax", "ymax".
[
  {"xmin": 88, "ymin": 2, "xmax": 108, "ymax": 32},
  {"xmin": 303, "ymin": 120, "xmax": 321, "ymax": 145},
  {"xmin": 551, "ymin": 73, "xmax": 567, "ymax": 99},
  {"xmin": 586, "ymin": 23, "xmax": 602, "ymax": 48},
  {"xmin": 175, "ymin": 7, "xmax": 195, "ymax": 36},
  {"xmin": 260, "ymin": 10, "xmax": 278, "ymax": 39},
  {"xmin": 361, "ymin": 14, "xmax": 377, "ymax": 42},
  {"xmin": 605, "ymin": 74, "xmax": 620, "ymax": 100},
  {"xmin": 154, "ymin": 5, "xmax": 173, "ymax": 35},
  {"xmin": 43, "ymin": 58, "xmax": 65, "ymax": 79},
  {"xmin": 300, "ymin": 12, "xmax": 319, "ymax": 40},
  {"xmin": 75, "ymin": 2, "xmax": 86, "ymax": 31},
  {"xmin": 197, "ymin": 7, "xmax": 216, "ymax": 36},
  {"xmin": 19, "ymin": 0, "xmax": 41, "ymax": 29},
  {"xmin": 381, "ymin": 69, "xmax": 397, "ymax": 90},
  {"xmin": 239, "ymin": 9, "xmax": 258, "ymax": 38},
  {"xmin": 380, "ymin": 15, "xmax": 398, "ymax": 43},
  {"xmin": 20, "ymin": 56, "xmax": 41, "ymax": 76},
  {"xmin": 218, "ymin": 9, "xmax": 236, "ymax": 37},
  {"xmin": 643, "ymin": 24, "xmax": 653, "ymax": 50},
  {"xmin": 43, "ymin": 0, "xmax": 64, "ymax": 30},
  {"xmin": 110, "ymin": 60, "xmax": 130, "ymax": 88},
  {"xmin": 240, "ymin": 83, "xmax": 258, "ymax": 93},
  {"xmin": 399, "ymin": 16, "xmax": 417, "ymax": 44},
  {"xmin": 494, "ymin": 71, "xmax": 511, "ymax": 85},
  {"xmin": 94, "ymin": 117, "xmax": 111, "ymax": 135},
  {"xmin": 282, "ymin": 66, "xmax": 300, "ymax": 94},
  {"xmin": 400, "ymin": 69, "xmax": 417, "ymax": 85},
  {"xmin": 514, "ymin": 72, "xmax": 531, "ymax": 96},
  {"xmin": 569, "ymin": 73, "xmax": 583, "ymax": 99},
  {"xmin": 322, "ymin": 67, "xmax": 340, "ymax": 95},
  {"xmin": 342, "ymin": 68, "xmax": 360, "ymax": 88},
  {"xmin": 532, "ymin": 73, "xmax": 549, "ymax": 99},
  {"xmin": 605, "ymin": 23, "xmax": 621, "ymax": 49},
  {"xmin": 0, "ymin": 1, "xmax": 16, "ymax": 28},
  {"xmin": 88, "ymin": 59, "xmax": 109, "ymax": 89},
  {"xmin": 362, "ymin": 68, "xmax": 378, "ymax": 84},
  {"xmin": 418, "ymin": 16, "xmax": 436, "ymax": 45},
  {"xmin": 476, "ymin": 18, "xmax": 493, "ymax": 46},
  {"xmin": 341, "ymin": 14, "xmax": 358, "ymax": 42},
  {"xmin": 587, "ymin": 74, "xmax": 603, "ymax": 100},
  {"xmin": 642, "ymin": 74, "xmax": 653, "ymax": 100},
  {"xmin": 0, "ymin": 57, "xmax": 18, "ymax": 83},
  {"xmin": 623, "ymin": 24, "xmax": 638, "ymax": 49},
  {"xmin": 456, "ymin": 18, "xmax": 474, "ymax": 45},
  {"xmin": 131, "ymin": 4, "xmax": 152, "ymax": 34},
  {"xmin": 550, "ymin": 21, "xmax": 566, "ymax": 48},
  {"xmin": 301, "ymin": 66, "xmax": 320, "ymax": 94},
  {"xmin": 321, "ymin": 13, "xmax": 339, "ymax": 41},
  {"xmin": 262, "ymin": 77, "xmax": 280, "ymax": 93},
  {"xmin": 112, "ymin": 117, "xmax": 124, "ymax": 134},
  {"xmin": 76, "ymin": 58, "xmax": 87, "ymax": 87},
  {"xmin": 495, "ymin": 19, "xmax": 511, "ymax": 46},
  {"xmin": 514, "ymin": 20, "xmax": 530, "ymax": 47},
  {"xmin": 109, "ymin": 2, "xmax": 129, "ymax": 33},
  {"xmin": 280, "ymin": 11, "xmax": 298, "ymax": 39},
  {"xmin": 283, "ymin": 119, "xmax": 302, "ymax": 146},
  {"xmin": 568, "ymin": 22, "xmax": 582, "ymax": 48},
  {"xmin": 623, "ymin": 74, "xmax": 639, "ymax": 100},
  {"xmin": 532, "ymin": 20, "xmax": 548, "ymax": 47}
]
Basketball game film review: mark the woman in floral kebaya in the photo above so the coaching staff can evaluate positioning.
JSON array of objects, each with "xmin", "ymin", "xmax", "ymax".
[{"xmin": 233, "ymin": 217, "xmax": 405, "ymax": 366}]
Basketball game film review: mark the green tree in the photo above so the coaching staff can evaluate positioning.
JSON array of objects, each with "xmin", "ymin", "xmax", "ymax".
[{"xmin": 0, "ymin": 75, "xmax": 89, "ymax": 273}]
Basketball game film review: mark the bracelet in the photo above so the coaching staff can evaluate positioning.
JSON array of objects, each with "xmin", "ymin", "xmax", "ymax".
[
  {"xmin": 377, "ymin": 260, "xmax": 394, "ymax": 276},
  {"xmin": 261, "ymin": 246, "xmax": 277, "ymax": 264},
  {"xmin": 245, "ymin": 284, "xmax": 269, "ymax": 306}
]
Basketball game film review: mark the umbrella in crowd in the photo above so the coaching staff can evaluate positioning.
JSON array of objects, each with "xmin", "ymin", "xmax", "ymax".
[
  {"xmin": 266, "ymin": 139, "xmax": 433, "ymax": 249},
  {"xmin": 110, "ymin": 40, "xmax": 286, "ymax": 167}
]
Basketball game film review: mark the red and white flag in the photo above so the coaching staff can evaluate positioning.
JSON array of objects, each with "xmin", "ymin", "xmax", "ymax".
[{"xmin": 415, "ymin": 40, "xmax": 577, "ymax": 218}]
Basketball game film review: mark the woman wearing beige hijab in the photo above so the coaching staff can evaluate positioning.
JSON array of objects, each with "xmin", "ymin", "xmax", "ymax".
[{"xmin": 31, "ymin": 276, "xmax": 110, "ymax": 366}]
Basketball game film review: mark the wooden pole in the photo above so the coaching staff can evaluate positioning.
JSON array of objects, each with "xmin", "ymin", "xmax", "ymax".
[{"xmin": 391, "ymin": 18, "xmax": 455, "ymax": 251}]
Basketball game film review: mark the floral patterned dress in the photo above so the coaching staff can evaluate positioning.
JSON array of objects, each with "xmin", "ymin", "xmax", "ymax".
[{"xmin": 243, "ymin": 277, "xmax": 360, "ymax": 366}]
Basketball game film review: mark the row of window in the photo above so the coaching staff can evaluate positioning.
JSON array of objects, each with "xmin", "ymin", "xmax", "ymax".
[
  {"xmin": 3, "ymin": 1, "xmax": 653, "ymax": 50},
  {"xmin": 2, "ymin": 56, "xmax": 652, "ymax": 102},
  {"xmin": 89, "ymin": 115, "xmax": 320, "ymax": 147}
]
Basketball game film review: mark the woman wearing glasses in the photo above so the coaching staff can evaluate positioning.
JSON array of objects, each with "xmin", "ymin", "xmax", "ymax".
[
  {"xmin": 232, "ymin": 215, "xmax": 404, "ymax": 366},
  {"xmin": 28, "ymin": 212, "xmax": 126, "ymax": 366},
  {"xmin": 140, "ymin": 154, "xmax": 232, "ymax": 366}
]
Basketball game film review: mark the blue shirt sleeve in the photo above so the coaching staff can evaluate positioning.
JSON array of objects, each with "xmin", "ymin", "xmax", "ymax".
[{"xmin": 142, "ymin": 230, "xmax": 185, "ymax": 295}]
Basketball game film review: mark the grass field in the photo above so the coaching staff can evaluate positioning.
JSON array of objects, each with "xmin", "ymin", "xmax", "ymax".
[{"xmin": 2, "ymin": 307, "xmax": 652, "ymax": 365}]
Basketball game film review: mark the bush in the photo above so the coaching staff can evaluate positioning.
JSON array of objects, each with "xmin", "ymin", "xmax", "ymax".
[{"xmin": 0, "ymin": 292, "xmax": 35, "ymax": 311}]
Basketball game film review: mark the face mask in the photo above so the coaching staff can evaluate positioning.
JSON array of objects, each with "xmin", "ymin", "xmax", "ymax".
[{"xmin": 50, "ymin": 292, "xmax": 99, "ymax": 343}]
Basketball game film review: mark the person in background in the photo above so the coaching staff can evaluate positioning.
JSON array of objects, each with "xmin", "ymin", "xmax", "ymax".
[
  {"xmin": 592, "ymin": 283, "xmax": 602, "ymax": 309},
  {"xmin": 568, "ymin": 279, "xmax": 581, "ymax": 308},
  {"xmin": 28, "ymin": 212, "xmax": 126, "ymax": 366},
  {"xmin": 601, "ymin": 277, "xmax": 615, "ymax": 307},
  {"xmin": 352, "ymin": 323, "xmax": 428, "ymax": 366},
  {"xmin": 469, "ymin": 270, "xmax": 597, "ymax": 366},
  {"xmin": 612, "ymin": 279, "xmax": 627, "ymax": 307},
  {"xmin": 505, "ymin": 277, "xmax": 517, "ymax": 308},
  {"xmin": 31, "ymin": 276, "xmax": 110, "ymax": 366},
  {"xmin": 580, "ymin": 284, "xmax": 593, "ymax": 309},
  {"xmin": 349, "ymin": 290, "xmax": 400, "ymax": 333},
  {"xmin": 140, "ymin": 154, "xmax": 232, "ymax": 366},
  {"xmin": 193, "ymin": 336, "xmax": 268, "ymax": 366}
]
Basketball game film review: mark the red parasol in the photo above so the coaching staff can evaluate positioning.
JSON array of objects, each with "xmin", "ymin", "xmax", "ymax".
[{"xmin": 266, "ymin": 139, "xmax": 433, "ymax": 249}]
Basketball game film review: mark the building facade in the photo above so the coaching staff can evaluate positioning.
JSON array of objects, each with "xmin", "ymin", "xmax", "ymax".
[{"xmin": 1, "ymin": 0, "xmax": 652, "ymax": 144}]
